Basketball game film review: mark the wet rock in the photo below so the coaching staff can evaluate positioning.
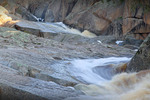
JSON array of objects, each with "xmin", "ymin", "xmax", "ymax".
[
  {"xmin": 127, "ymin": 34, "xmax": 150, "ymax": 72},
  {"xmin": 92, "ymin": 65, "xmax": 115, "ymax": 80}
]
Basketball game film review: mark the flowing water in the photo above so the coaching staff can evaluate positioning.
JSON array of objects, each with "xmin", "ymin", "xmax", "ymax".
[
  {"xmin": 66, "ymin": 57, "xmax": 150, "ymax": 100},
  {"xmin": 32, "ymin": 17, "xmax": 150, "ymax": 99},
  {"xmin": 69, "ymin": 57, "xmax": 130, "ymax": 84}
]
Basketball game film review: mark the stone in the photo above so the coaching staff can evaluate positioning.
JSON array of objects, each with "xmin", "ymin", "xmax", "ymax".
[
  {"xmin": 15, "ymin": 6, "xmax": 39, "ymax": 21},
  {"xmin": 122, "ymin": 0, "xmax": 150, "ymax": 39},
  {"xmin": 1, "ymin": 0, "xmax": 150, "ymax": 40},
  {"xmin": 64, "ymin": 1, "xmax": 124, "ymax": 35},
  {"xmin": 144, "ymin": 12, "xmax": 150, "ymax": 25},
  {"xmin": 127, "ymin": 34, "xmax": 150, "ymax": 72},
  {"xmin": 0, "ymin": 64, "xmax": 80, "ymax": 100},
  {"xmin": 103, "ymin": 19, "xmax": 123, "ymax": 39},
  {"xmin": 122, "ymin": 18, "xmax": 143, "ymax": 34}
]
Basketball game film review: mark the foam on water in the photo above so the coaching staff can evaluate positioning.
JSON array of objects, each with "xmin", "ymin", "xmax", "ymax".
[
  {"xmin": 67, "ymin": 56, "xmax": 150, "ymax": 100},
  {"xmin": 116, "ymin": 41, "xmax": 123, "ymax": 45},
  {"xmin": 66, "ymin": 57, "xmax": 150, "ymax": 100},
  {"xmin": 74, "ymin": 72, "xmax": 150, "ymax": 100},
  {"xmin": 69, "ymin": 57, "xmax": 130, "ymax": 85}
]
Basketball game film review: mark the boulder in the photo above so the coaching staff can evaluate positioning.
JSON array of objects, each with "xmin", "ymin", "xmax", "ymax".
[
  {"xmin": 64, "ymin": 1, "xmax": 124, "ymax": 34},
  {"xmin": 127, "ymin": 34, "xmax": 150, "ymax": 72},
  {"xmin": 103, "ymin": 19, "xmax": 123, "ymax": 39},
  {"xmin": 122, "ymin": 0, "xmax": 150, "ymax": 39},
  {"xmin": 0, "ymin": 64, "xmax": 80, "ymax": 100}
]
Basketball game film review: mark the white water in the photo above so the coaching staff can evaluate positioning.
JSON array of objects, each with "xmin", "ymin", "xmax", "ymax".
[
  {"xmin": 66, "ymin": 57, "xmax": 150, "ymax": 100},
  {"xmin": 116, "ymin": 41, "xmax": 123, "ymax": 45},
  {"xmin": 69, "ymin": 57, "xmax": 131, "ymax": 85}
]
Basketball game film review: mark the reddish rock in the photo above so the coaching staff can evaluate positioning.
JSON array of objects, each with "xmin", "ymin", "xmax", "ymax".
[
  {"xmin": 144, "ymin": 12, "xmax": 150, "ymax": 25},
  {"xmin": 1, "ymin": 0, "xmax": 150, "ymax": 39},
  {"xmin": 64, "ymin": 1, "xmax": 124, "ymax": 34}
]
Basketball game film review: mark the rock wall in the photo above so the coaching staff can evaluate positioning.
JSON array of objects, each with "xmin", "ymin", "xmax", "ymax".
[
  {"xmin": 122, "ymin": 0, "xmax": 150, "ymax": 40},
  {"xmin": 0, "ymin": 0, "xmax": 150, "ymax": 39}
]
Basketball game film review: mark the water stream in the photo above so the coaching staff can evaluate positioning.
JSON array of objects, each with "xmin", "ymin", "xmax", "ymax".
[
  {"xmin": 32, "ymin": 16, "xmax": 150, "ymax": 100},
  {"xmin": 69, "ymin": 57, "xmax": 130, "ymax": 85},
  {"xmin": 66, "ymin": 57, "xmax": 150, "ymax": 100}
]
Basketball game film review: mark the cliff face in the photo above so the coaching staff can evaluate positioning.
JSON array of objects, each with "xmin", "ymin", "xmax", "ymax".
[
  {"xmin": 0, "ymin": 0, "xmax": 150, "ymax": 39},
  {"xmin": 122, "ymin": 0, "xmax": 150, "ymax": 40}
]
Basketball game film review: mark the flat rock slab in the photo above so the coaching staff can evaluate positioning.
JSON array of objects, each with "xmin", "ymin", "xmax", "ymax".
[
  {"xmin": 0, "ymin": 64, "xmax": 80, "ymax": 100},
  {"xmin": 0, "ymin": 48, "xmax": 80, "ymax": 86},
  {"xmin": 15, "ymin": 20, "xmax": 82, "ymax": 38}
]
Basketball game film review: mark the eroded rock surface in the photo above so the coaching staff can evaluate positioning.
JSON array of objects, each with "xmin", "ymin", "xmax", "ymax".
[
  {"xmin": 1, "ymin": 0, "xmax": 150, "ymax": 39},
  {"xmin": 0, "ymin": 64, "xmax": 80, "ymax": 100},
  {"xmin": 0, "ymin": 27, "xmax": 135, "ymax": 99}
]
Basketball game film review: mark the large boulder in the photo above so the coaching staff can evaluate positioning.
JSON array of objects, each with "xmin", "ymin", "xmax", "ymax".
[
  {"xmin": 127, "ymin": 34, "xmax": 150, "ymax": 72},
  {"xmin": 0, "ymin": 64, "xmax": 80, "ymax": 100},
  {"xmin": 64, "ymin": 0, "xmax": 124, "ymax": 34},
  {"xmin": 122, "ymin": 0, "xmax": 150, "ymax": 39}
]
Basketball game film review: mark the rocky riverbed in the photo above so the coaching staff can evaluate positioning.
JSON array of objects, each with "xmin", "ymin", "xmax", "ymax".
[
  {"xmin": 0, "ymin": 26, "xmax": 137, "ymax": 100},
  {"xmin": 1, "ymin": 0, "xmax": 150, "ymax": 99}
]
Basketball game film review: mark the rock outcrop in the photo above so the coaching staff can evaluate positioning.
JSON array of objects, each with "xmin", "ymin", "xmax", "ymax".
[
  {"xmin": 0, "ymin": 26, "xmax": 135, "ymax": 100},
  {"xmin": 1, "ymin": 0, "xmax": 150, "ymax": 39},
  {"xmin": 122, "ymin": 0, "xmax": 150, "ymax": 40},
  {"xmin": 0, "ymin": 64, "xmax": 80, "ymax": 100},
  {"xmin": 64, "ymin": 1, "xmax": 124, "ymax": 35},
  {"xmin": 127, "ymin": 34, "xmax": 150, "ymax": 72}
]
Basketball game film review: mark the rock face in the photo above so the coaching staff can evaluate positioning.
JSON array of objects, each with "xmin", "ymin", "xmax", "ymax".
[
  {"xmin": 127, "ymin": 34, "xmax": 150, "ymax": 72},
  {"xmin": 1, "ymin": 0, "xmax": 150, "ymax": 39},
  {"xmin": 64, "ymin": 1, "xmax": 124, "ymax": 35},
  {"xmin": 0, "ymin": 64, "xmax": 80, "ymax": 100},
  {"xmin": 122, "ymin": 0, "xmax": 150, "ymax": 40}
]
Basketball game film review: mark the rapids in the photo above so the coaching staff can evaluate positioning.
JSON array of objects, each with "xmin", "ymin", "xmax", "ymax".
[
  {"xmin": 66, "ymin": 57, "xmax": 150, "ymax": 100},
  {"xmin": 20, "ymin": 15, "xmax": 149, "ymax": 100},
  {"xmin": 68, "ymin": 57, "xmax": 130, "ymax": 84}
]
